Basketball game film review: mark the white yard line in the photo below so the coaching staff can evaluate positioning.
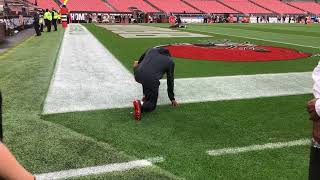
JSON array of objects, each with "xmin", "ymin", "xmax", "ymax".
[
  {"xmin": 192, "ymin": 29, "xmax": 319, "ymax": 49},
  {"xmin": 35, "ymin": 158, "xmax": 164, "ymax": 180},
  {"xmin": 43, "ymin": 24, "xmax": 313, "ymax": 114},
  {"xmin": 166, "ymin": 71, "xmax": 313, "ymax": 105},
  {"xmin": 99, "ymin": 24, "xmax": 210, "ymax": 38},
  {"xmin": 207, "ymin": 139, "xmax": 310, "ymax": 156}
]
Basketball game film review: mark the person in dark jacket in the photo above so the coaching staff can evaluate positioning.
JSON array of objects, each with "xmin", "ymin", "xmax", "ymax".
[
  {"xmin": 33, "ymin": 9, "xmax": 41, "ymax": 36},
  {"xmin": 133, "ymin": 47, "xmax": 178, "ymax": 120},
  {"xmin": 51, "ymin": 9, "xmax": 58, "ymax": 31},
  {"xmin": 39, "ymin": 9, "xmax": 44, "ymax": 32}
]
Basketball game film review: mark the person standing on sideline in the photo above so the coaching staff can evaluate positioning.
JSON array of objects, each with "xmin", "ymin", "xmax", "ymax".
[
  {"xmin": 60, "ymin": 4, "xmax": 69, "ymax": 28},
  {"xmin": 44, "ymin": 9, "xmax": 52, "ymax": 32},
  {"xmin": 51, "ymin": 9, "xmax": 58, "ymax": 31},
  {"xmin": 133, "ymin": 47, "xmax": 178, "ymax": 120},
  {"xmin": 33, "ymin": 8, "xmax": 41, "ymax": 36},
  {"xmin": 39, "ymin": 9, "xmax": 44, "ymax": 32},
  {"xmin": 307, "ymin": 61, "xmax": 320, "ymax": 180}
]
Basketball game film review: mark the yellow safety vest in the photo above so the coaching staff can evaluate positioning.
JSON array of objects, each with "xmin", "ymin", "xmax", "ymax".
[
  {"xmin": 44, "ymin": 12, "xmax": 52, "ymax": 21},
  {"xmin": 53, "ymin": 11, "xmax": 59, "ymax": 20}
]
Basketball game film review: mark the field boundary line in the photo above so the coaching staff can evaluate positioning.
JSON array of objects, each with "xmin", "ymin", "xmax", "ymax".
[
  {"xmin": 207, "ymin": 139, "xmax": 310, "ymax": 156},
  {"xmin": 191, "ymin": 29, "xmax": 319, "ymax": 49},
  {"xmin": 35, "ymin": 157, "xmax": 164, "ymax": 180}
]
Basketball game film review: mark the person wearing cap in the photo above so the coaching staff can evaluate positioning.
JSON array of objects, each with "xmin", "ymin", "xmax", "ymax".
[
  {"xmin": 133, "ymin": 47, "xmax": 178, "ymax": 120},
  {"xmin": 307, "ymin": 61, "xmax": 320, "ymax": 180}
]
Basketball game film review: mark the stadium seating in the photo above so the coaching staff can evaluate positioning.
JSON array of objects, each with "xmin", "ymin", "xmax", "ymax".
[
  {"xmin": 221, "ymin": 0, "xmax": 271, "ymax": 14},
  {"xmin": 26, "ymin": 0, "xmax": 315, "ymax": 15},
  {"xmin": 253, "ymin": 0, "xmax": 304, "ymax": 14},
  {"xmin": 107, "ymin": 0, "xmax": 158, "ymax": 13},
  {"xmin": 288, "ymin": 2, "xmax": 320, "ymax": 15},
  {"xmin": 61, "ymin": 0, "xmax": 113, "ymax": 12},
  {"xmin": 147, "ymin": 0, "xmax": 200, "ymax": 13},
  {"xmin": 27, "ymin": 0, "xmax": 60, "ymax": 10},
  {"xmin": 185, "ymin": 0, "xmax": 238, "ymax": 14}
]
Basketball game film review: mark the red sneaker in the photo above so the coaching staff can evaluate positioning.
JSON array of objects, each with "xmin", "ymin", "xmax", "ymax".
[{"xmin": 133, "ymin": 100, "xmax": 142, "ymax": 121}]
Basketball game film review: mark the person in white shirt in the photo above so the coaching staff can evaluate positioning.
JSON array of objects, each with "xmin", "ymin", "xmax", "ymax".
[{"xmin": 307, "ymin": 62, "xmax": 320, "ymax": 180}]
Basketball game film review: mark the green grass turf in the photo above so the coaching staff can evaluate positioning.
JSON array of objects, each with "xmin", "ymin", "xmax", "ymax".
[
  {"xmin": 148, "ymin": 23, "xmax": 320, "ymax": 50},
  {"xmin": 223, "ymin": 23, "xmax": 320, "ymax": 32},
  {"xmin": 185, "ymin": 25, "xmax": 320, "ymax": 48},
  {"xmin": 148, "ymin": 23, "xmax": 320, "ymax": 32},
  {"xmin": 0, "ymin": 28, "xmax": 175, "ymax": 179},
  {"xmin": 2, "ymin": 23, "xmax": 317, "ymax": 179},
  {"xmin": 45, "ymin": 94, "xmax": 313, "ymax": 179},
  {"xmin": 197, "ymin": 24, "xmax": 320, "ymax": 37},
  {"xmin": 84, "ymin": 24, "xmax": 319, "ymax": 78}
]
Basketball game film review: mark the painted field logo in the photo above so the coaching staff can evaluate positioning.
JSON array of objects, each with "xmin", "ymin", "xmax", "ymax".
[
  {"xmin": 164, "ymin": 41, "xmax": 311, "ymax": 62},
  {"xmin": 68, "ymin": 25, "xmax": 86, "ymax": 35}
]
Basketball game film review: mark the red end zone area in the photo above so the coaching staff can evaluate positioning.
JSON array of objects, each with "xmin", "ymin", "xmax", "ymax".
[{"xmin": 165, "ymin": 45, "xmax": 311, "ymax": 62}]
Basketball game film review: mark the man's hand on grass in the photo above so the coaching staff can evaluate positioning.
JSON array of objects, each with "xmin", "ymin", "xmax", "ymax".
[
  {"xmin": 171, "ymin": 100, "xmax": 178, "ymax": 107},
  {"xmin": 307, "ymin": 98, "xmax": 320, "ymax": 142},
  {"xmin": 307, "ymin": 98, "xmax": 320, "ymax": 121},
  {"xmin": 133, "ymin": 61, "xmax": 139, "ymax": 68}
]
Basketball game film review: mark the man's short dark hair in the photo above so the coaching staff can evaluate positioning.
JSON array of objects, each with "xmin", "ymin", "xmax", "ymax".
[{"xmin": 158, "ymin": 47, "xmax": 171, "ymax": 57}]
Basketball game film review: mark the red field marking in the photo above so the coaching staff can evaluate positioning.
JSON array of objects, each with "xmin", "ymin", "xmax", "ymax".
[{"xmin": 165, "ymin": 45, "xmax": 311, "ymax": 62}]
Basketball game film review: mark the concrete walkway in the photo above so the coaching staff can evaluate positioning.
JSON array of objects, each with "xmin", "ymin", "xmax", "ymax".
[
  {"xmin": 43, "ymin": 24, "xmax": 313, "ymax": 114},
  {"xmin": 0, "ymin": 28, "xmax": 35, "ymax": 54}
]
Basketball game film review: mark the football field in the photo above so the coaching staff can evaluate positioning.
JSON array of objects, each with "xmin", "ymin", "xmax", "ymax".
[{"xmin": 0, "ymin": 23, "xmax": 319, "ymax": 179}]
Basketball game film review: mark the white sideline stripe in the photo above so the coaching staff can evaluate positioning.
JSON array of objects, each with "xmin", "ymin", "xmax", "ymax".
[
  {"xmin": 193, "ymin": 29, "xmax": 319, "ymax": 49},
  {"xmin": 207, "ymin": 139, "xmax": 310, "ymax": 156},
  {"xmin": 43, "ymin": 24, "xmax": 137, "ymax": 114},
  {"xmin": 35, "ymin": 157, "xmax": 164, "ymax": 180}
]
